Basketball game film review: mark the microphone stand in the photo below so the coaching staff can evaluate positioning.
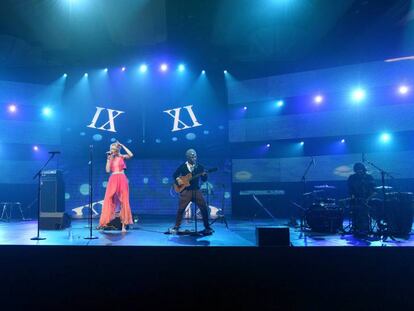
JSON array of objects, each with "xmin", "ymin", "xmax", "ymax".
[
  {"xmin": 298, "ymin": 158, "xmax": 315, "ymax": 232},
  {"xmin": 31, "ymin": 153, "xmax": 57, "ymax": 241},
  {"xmin": 85, "ymin": 145, "xmax": 98, "ymax": 240},
  {"xmin": 363, "ymin": 156, "xmax": 395, "ymax": 241}
]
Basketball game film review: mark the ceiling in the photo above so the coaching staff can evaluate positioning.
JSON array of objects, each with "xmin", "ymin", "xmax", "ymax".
[{"xmin": 0, "ymin": 0, "xmax": 412, "ymax": 78}]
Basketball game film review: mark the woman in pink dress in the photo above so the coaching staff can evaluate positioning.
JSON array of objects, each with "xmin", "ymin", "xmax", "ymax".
[{"xmin": 99, "ymin": 141, "xmax": 134, "ymax": 232}]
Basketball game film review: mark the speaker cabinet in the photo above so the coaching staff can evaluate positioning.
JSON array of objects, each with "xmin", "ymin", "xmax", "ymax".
[
  {"xmin": 40, "ymin": 170, "xmax": 65, "ymax": 213},
  {"xmin": 39, "ymin": 212, "xmax": 71, "ymax": 230},
  {"xmin": 256, "ymin": 226, "xmax": 290, "ymax": 247}
]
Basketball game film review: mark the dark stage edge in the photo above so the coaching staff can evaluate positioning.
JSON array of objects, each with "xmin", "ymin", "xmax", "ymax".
[
  {"xmin": 1, "ymin": 245, "xmax": 414, "ymax": 309},
  {"xmin": 1, "ymin": 218, "xmax": 414, "ymax": 309}
]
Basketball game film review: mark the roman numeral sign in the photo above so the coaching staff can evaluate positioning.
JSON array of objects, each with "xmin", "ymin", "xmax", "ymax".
[
  {"xmin": 87, "ymin": 107, "xmax": 125, "ymax": 133},
  {"xmin": 163, "ymin": 105, "xmax": 202, "ymax": 132}
]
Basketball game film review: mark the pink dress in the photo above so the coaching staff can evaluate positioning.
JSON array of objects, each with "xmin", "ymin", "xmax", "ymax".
[{"xmin": 99, "ymin": 156, "xmax": 133, "ymax": 227}]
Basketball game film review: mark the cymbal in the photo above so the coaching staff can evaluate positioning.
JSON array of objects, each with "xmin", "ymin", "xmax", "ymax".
[
  {"xmin": 375, "ymin": 186, "xmax": 393, "ymax": 190},
  {"xmin": 314, "ymin": 184, "xmax": 336, "ymax": 189}
]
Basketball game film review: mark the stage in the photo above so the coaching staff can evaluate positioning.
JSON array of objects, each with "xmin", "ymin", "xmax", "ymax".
[{"xmin": 1, "ymin": 216, "xmax": 413, "ymax": 247}]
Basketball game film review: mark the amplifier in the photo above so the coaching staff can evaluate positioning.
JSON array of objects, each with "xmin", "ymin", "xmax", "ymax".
[{"xmin": 40, "ymin": 170, "xmax": 65, "ymax": 213}]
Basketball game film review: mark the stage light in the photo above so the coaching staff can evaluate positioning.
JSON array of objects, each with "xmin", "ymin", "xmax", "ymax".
[
  {"xmin": 314, "ymin": 95, "xmax": 324, "ymax": 104},
  {"xmin": 139, "ymin": 64, "xmax": 148, "ymax": 73},
  {"xmin": 266, "ymin": 143, "xmax": 271, "ymax": 148},
  {"xmin": 380, "ymin": 132, "xmax": 392, "ymax": 143},
  {"xmin": 178, "ymin": 64, "xmax": 185, "ymax": 72},
  {"xmin": 160, "ymin": 63, "xmax": 168, "ymax": 72},
  {"xmin": 104, "ymin": 68, "xmax": 108, "ymax": 73},
  {"xmin": 8, "ymin": 104, "xmax": 17, "ymax": 113},
  {"xmin": 201, "ymin": 70, "xmax": 206, "ymax": 74},
  {"xmin": 300, "ymin": 141, "xmax": 304, "ymax": 146},
  {"xmin": 276, "ymin": 100, "xmax": 284, "ymax": 108},
  {"xmin": 398, "ymin": 85, "xmax": 409, "ymax": 95},
  {"xmin": 224, "ymin": 70, "xmax": 228, "ymax": 74},
  {"xmin": 341, "ymin": 139, "xmax": 346, "ymax": 143},
  {"xmin": 33, "ymin": 146, "xmax": 39, "ymax": 151},
  {"xmin": 351, "ymin": 88, "xmax": 366, "ymax": 103},
  {"xmin": 243, "ymin": 106, "xmax": 247, "ymax": 110},
  {"xmin": 121, "ymin": 67, "xmax": 126, "ymax": 72},
  {"xmin": 63, "ymin": 73, "xmax": 68, "ymax": 78},
  {"xmin": 42, "ymin": 106, "xmax": 52, "ymax": 117},
  {"xmin": 84, "ymin": 73, "xmax": 88, "ymax": 77}
]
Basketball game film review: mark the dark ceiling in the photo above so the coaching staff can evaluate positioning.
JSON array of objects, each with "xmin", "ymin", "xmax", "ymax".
[{"xmin": 0, "ymin": 0, "xmax": 413, "ymax": 78}]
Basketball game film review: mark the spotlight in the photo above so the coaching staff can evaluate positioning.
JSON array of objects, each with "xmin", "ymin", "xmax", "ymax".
[
  {"xmin": 104, "ymin": 68, "xmax": 108, "ymax": 72},
  {"xmin": 276, "ymin": 100, "xmax": 284, "ymax": 108},
  {"xmin": 224, "ymin": 70, "xmax": 228, "ymax": 74},
  {"xmin": 243, "ymin": 106, "xmax": 247, "ymax": 110},
  {"xmin": 160, "ymin": 63, "xmax": 168, "ymax": 72},
  {"xmin": 42, "ymin": 106, "xmax": 52, "ymax": 117},
  {"xmin": 33, "ymin": 146, "xmax": 39, "ymax": 151},
  {"xmin": 63, "ymin": 73, "xmax": 68, "ymax": 78},
  {"xmin": 139, "ymin": 64, "xmax": 148, "ymax": 73},
  {"xmin": 84, "ymin": 73, "xmax": 88, "ymax": 77},
  {"xmin": 266, "ymin": 143, "xmax": 271, "ymax": 148},
  {"xmin": 351, "ymin": 88, "xmax": 366, "ymax": 103},
  {"xmin": 398, "ymin": 85, "xmax": 409, "ymax": 95},
  {"xmin": 8, "ymin": 104, "xmax": 17, "ymax": 113},
  {"xmin": 380, "ymin": 132, "xmax": 392, "ymax": 143},
  {"xmin": 314, "ymin": 95, "xmax": 324, "ymax": 104},
  {"xmin": 121, "ymin": 67, "xmax": 126, "ymax": 72},
  {"xmin": 300, "ymin": 141, "xmax": 304, "ymax": 146},
  {"xmin": 341, "ymin": 139, "xmax": 346, "ymax": 143},
  {"xmin": 178, "ymin": 64, "xmax": 185, "ymax": 72},
  {"xmin": 201, "ymin": 70, "xmax": 206, "ymax": 74}
]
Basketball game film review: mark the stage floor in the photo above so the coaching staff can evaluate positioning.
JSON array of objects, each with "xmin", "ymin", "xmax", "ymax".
[{"xmin": 0, "ymin": 216, "xmax": 413, "ymax": 246}]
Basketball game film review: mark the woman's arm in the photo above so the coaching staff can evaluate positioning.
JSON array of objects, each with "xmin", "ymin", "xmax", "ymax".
[
  {"xmin": 119, "ymin": 142, "xmax": 133, "ymax": 159},
  {"xmin": 106, "ymin": 154, "xmax": 112, "ymax": 173}
]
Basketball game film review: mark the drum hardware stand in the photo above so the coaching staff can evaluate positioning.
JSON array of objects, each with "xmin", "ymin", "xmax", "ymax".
[
  {"xmin": 209, "ymin": 183, "xmax": 229, "ymax": 229},
  {"xmin": 363, "ymin": 156, "xmax": 395, "ymax": 241},
  {"xmin": 85, "ymin": 145, "xmax": 98, "ymax": 240},
  {"xmin": 299, "ymin": 157, "xmax": 315, "ymax": 231},
  {"xmin": 252, "ymin": 194, "xmax": 276, "ymax": 222},
  {"xmin": 31, "ymin": 152, "xmax": 58, "ymax": 241}
]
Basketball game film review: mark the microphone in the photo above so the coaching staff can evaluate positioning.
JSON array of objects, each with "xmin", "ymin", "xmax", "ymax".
[
  {"xmin": 106, "ymin": 151, "xmax": 111, "ymax": 155},
  {"xmin": 48, "ymin": 151, "xmax": 61, "ymax": 154}
]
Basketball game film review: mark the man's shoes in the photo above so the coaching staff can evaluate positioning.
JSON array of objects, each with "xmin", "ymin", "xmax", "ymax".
[
  {"xmin": 166, "ymin": 227, "xmax": 179, "ymax": 235},
  {"xmin": 200, "ymin": 227, "xmax": 214, "ymax": 236}
]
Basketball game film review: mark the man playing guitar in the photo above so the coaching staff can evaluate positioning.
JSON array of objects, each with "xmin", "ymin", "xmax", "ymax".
[{"xmin": 168, "ymin": 149, "xmax": 214, "ymax": 235}]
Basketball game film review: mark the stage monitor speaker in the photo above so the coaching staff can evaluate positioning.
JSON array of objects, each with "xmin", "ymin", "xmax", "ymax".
[
  {"xmin": 40, "ymin": 170, "xmax": 65, "ymax": 213},
  {"xmin": 256, "ymin": 226, "xmax": 290, "ymax": 247},
  {"xmin": 39, "ymin": 212, "xmax": 71, "ymax": 230}
]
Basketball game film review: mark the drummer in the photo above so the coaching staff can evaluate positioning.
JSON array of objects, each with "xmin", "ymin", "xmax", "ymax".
[{"xmin": 347, "ymin": 162, "xmax": 376, "ymax": 236}]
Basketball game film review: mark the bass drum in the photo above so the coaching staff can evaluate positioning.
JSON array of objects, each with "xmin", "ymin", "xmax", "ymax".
[
  {"xmin": 306, "ymin": 204, "xmax": 343, "ymax": 233},
  {"xmin": 369, "ymin": 192, "xmax": 414, "ymax": 236}
]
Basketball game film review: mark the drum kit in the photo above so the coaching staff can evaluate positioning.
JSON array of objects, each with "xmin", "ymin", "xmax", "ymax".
[{"xmin": 303, "ymin": 184, "xmax": 414, "ymax": 236}]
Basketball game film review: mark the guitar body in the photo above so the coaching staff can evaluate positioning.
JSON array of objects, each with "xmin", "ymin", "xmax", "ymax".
[{"xmin": 173, "ymin": 173, "xmax": 192, "ymax": 193}]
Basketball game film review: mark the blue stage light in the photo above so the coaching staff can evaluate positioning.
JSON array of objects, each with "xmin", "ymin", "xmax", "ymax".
[
  {"xmin": 351, "ymin": 88, "xmax": 366, "ymax": 103},
  {"xmin": 42, "ymin": 106, "xmax": 52, "ymax": 117},
  {"xmin": 121, "ymin": 67, "xmax": 126, "ymax": 72},
  {"xmin": 300, "ymin": 141, "xmax": 304, "ymax": 146},
  {"xmin": 266, "ymin": 143, "xmax": 271, "ymax": 148},
  {"xmin": 276, "ymin": 100, "xmax": 284, "ymax": 107},
  {"xmin": 178, "ymin": 64, "xmax": 185, "ymax": 72},
  {"xmin": 160, "ymin": 63, "xmax": 168, "ymax": 72},
  {"xmin": 84, "ymin": 73, "xmax": 88, "ymax": 77},
  {"xmin": 139, "ymin": 64, "xmax": 148, "ymax": 73},
  {"xmin": 63, "ymin": 73, "xmax": 68, "ymax": 78},
  {"xmin": 224, "ymin": 70, "xmax": 228, "ymax": 74},
  {"xmin": 314, "ymin": 95, "xmax": 324, "ymax": 104},
  {"xmin": 33, "ymin": 145, "xmax": 39, "ymax": 152},
  {"xmin": 398, "ymin": 85, "xmax": 409, "ymax": 95},
  {"xmin": 104, "ymin": 68, "xmax": 108, "ymax": 73},
  {"xmin": 243, "ymin": 106, "xmax": 247, "ymax": 110},
  {"xmin": 8, "ymin": 104, "xmax": 17, "ymax": 113},
  {"xmin": 380, "ymin": 132, "xmax": 392, "ymax": 143},
  {"xmin": 341, "ymin": 139, "xmax": 346, "ymax": 143},
  {"xmin": 201, "ymin": 70, "xmax": 206, "ymax": 74}
]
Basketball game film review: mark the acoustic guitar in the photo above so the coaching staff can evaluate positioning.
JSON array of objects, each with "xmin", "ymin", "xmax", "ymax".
[{"xmin": 173, "ymin": 168, "xmax": 218, "ymax": 193}]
